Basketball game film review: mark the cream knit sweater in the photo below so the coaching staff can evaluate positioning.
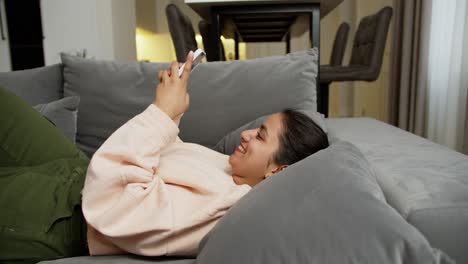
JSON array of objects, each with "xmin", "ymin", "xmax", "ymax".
[{"xmin": 82, "ymin": 104, "xmax": 250, "ymax": 256}]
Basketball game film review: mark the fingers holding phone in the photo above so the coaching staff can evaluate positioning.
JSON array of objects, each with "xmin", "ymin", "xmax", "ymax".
[
  {"xmin": 154, "ymin": 51, "xmax": 195, "ymax": 119},
  {"xmin": 165, "ymin": 63, "xmax": 188, "ymax": 79},
  {"xmin": 180, "ymin": 53, "xmax": 193, "ymax": 81},
  {"xmin": 178, "ymin": 49, "xmax": 206, "ymax": 78}
]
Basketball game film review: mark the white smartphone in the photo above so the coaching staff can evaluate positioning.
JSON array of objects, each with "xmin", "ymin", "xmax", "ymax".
[{"xmin": 178, "ymin": 49, "xmax": 206, "ymax": 77}]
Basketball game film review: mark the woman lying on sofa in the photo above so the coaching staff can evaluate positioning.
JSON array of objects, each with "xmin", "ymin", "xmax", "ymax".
[{"xmin": 0, "ymin": 51, "xmax": 328, "ymax": 264}]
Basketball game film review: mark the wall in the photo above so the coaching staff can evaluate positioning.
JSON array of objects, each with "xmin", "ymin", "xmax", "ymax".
[
  {"xmin": 0, "ymin": 0, "xmax": 11, "ymax": 71},
  {"xmin": 41, "ymin": 0, "xmax": 136, "ymax": 65},
  {"xmin": 245, "ymin": 42, "xmax": 286, "ymax": 59},
  {"xmin": 111, "ymin": 0, "xmax": 137, "ymax": 61},
  {"xmin": 136, "ymin": 0, "xmax": 176, "ymax": 62}
]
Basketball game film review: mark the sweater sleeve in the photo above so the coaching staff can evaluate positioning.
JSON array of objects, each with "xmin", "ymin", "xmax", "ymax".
[{"xmin": 82, "ymin": 104, "xmax": 179, "ymax": 255}]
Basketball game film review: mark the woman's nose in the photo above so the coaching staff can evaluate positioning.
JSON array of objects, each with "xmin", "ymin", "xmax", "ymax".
[
  {"xmin": 240, "ymin": 129, "xmax": 254, "ymax": 142},
  {"xmin": 240, "ymin": 130, "xmax": 249, "ymax": 142}
]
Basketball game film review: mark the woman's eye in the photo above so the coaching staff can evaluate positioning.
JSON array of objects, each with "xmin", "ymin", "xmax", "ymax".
[{"xmin": 256, "ymin": 132, "xmax": 262, "ymax": 140}]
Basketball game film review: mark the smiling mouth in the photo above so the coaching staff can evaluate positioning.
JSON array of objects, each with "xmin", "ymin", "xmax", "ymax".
[{"xmin": 236, "ymin": 144, "xmax": 246, "ymax": 154}]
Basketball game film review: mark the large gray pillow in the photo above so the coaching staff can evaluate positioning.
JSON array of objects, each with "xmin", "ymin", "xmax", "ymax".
[
  {"xmin": 61, "ymin": 53, "xmax": 169, "ymax": 156},
  {"xmin": 0, "ymin": 64, "xmax": 63, "ymax": 105},
  {"xmin": 181, "ymin": 48, "xmax": 318, "ymax": 147},
  {"xmin": 196, "ymin": 141, "xmax": 454, "ymax": 264},
  {"xmin": 213, "ymin": 108, "xmax": 326, "ymax": 155},
  {"xmin": 33, "ymin": 96, "xmax": 80, "ymax": 143}
]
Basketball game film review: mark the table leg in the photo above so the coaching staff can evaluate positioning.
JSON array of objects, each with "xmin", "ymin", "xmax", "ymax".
[
  {"xmin": 318, "ymin": 83, "xmax": 329, "ymax": 117},
  {"xmin": 235, "ymin": 33, "xmax": 239, "ymax": 60},
  {"xmin": 211, "ymin": 8, "xmax": 221, "ymax": 61},
  {"xmin": 310, "ymin": 8, "xmax": 320, "ymax": 49},
  {"xmin": 310, "ymin": 8, "xmax": 322, "ymax": 115}
]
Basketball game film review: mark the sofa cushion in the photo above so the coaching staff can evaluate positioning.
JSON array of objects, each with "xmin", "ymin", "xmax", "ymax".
[
  {"xmin": 196, "ymin": 141, "xmax": 453, "ymax": 264},
  {"xmin": 326, "ymin": 117, "xmax": 468, "ymax": 264},
  {"xmin": 180, "ymin": 48, "xmax": 318, "ymax": 147},
  {"xmin": 34, "ymin": 96, "xmax": 80, "ymax": 143},
  {"xmin": 0, "ymin": 64, "xmax": 63, "ymax": 105},
  {"xmin": 61, "ymin": 53, "xmax": 169, "ymax": 156},
  {"xmin": 213, "ymin": 108, "xmax": 326, "ymax": 155}
]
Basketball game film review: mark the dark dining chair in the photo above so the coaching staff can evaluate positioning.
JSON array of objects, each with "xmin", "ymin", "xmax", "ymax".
[
  {"xmin": 316, "ymin": 22, "xmax": 349, "ymax": 117},
  {"xmin": 166, "ymin": 4, "xmax": 197, "ymax": 62},
  {"xmin": 328, "ymin": 22, "xmax": 350, "ymax": 66},
  {"xmin": 198, "ymin": 20, "xmax": 226, "ymax": 61},
  {"xmin": 318, "ymin": 6, "xmax": 393, "ymax": 116}
]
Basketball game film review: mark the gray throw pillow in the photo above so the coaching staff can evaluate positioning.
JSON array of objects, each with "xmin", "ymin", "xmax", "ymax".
[
  {"xmin": 0, "ymin": 64, "xmax": 63, "ymax": 105},
  {"xmin": 196, "ymin": 141, "xmax": 454, "ymax": 264},
  {"xmin": 180, "ymin": 48, "xmax": 318, "ymax": 147},
  {"xmin": 33, "ymin": 96, "xmax": 80, "ymax": 143},
  {"xmin": 61, "ymin": 53, "xmax": 169, "ymax": 157},
  {"xmin": 213, "ymin": 108, "xmax": 326, "ymax": 155}
]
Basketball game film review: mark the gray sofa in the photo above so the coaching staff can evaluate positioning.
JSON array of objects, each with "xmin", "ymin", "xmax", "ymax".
[{"xmin": 0, "ymin": 49, "xmax": 466, "ymax": 264}]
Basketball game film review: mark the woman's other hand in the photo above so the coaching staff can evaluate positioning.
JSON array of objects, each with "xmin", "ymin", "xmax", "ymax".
[{"xmin": 154, "ymin": 51, "xmax": 194, "ymax": 119}]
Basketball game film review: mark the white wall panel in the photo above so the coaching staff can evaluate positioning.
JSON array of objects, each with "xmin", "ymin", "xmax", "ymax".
[
  {"xmin": 41, "ymin": 0, "xmax": 136, "ymax": 65},
  {"xmin": 0, "ymin": 0, "xmax": 11, "ymax": 72}
]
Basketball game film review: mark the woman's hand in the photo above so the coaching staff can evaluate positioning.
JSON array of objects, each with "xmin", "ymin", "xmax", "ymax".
[{"xmin": 154, "ymin": 51, "xmax": 194, "ymax": 119}]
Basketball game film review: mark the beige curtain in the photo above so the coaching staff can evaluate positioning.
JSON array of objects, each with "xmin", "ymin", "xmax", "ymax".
[
  {"xmin": 464, "ymin": 92, "xmax": 468, "ymax": 154},
  {"xmin": 388, "ymin": 0, "xmax": 432, "ymax": 136}
]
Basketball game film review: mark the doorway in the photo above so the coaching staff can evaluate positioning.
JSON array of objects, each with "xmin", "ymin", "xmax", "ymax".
[{"xmin": 4, "ymin": 0, "xmax": 44, "ymax": 70}]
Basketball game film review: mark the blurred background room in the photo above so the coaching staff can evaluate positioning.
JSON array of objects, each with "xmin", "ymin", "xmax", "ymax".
[{"xmin": 0, "ymin": 0, "xmax": 466, "ymax": 154}]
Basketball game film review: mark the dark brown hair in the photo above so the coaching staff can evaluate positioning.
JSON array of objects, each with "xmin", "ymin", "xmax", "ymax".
[{"xmin": 273, "ymin": 109, "xmax": 329, "ymax": 165}]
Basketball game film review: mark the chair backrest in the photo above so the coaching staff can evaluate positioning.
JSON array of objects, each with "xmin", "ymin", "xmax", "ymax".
[
  {"xmin": 166, "ymin": 4, "xmax": 198, "ymax": 62},
  {"xmin": 329, "ymin": 22, "xmax": 350, "ymax": 66},
  {"xmin": 349, "ymin": 6, "xmax": 393, "ymax": 80},
  {"xmin": 198, "ymin": 20, "xmax": 226, "ymax": 61}
]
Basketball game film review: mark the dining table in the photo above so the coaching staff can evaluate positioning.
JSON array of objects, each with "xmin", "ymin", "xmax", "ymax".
[{"xmin": 185, "ymin": 0, "xmax": 344, "ymax": 61}]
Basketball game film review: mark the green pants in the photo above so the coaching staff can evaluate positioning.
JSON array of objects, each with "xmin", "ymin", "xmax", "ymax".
[{"xmin": 0, "ymin": 88, "xmax": 90, "ymax": 264}]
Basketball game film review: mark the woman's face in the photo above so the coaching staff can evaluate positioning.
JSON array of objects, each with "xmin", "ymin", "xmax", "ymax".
[{"xmin": 229, "ymin": 113, "xmax": 287, "ymax": 187}]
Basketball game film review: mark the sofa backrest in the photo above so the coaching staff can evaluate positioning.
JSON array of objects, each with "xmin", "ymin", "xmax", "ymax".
[{"xmin": 0, "ymin": 64, "xmax": 63, "ymax": 105}]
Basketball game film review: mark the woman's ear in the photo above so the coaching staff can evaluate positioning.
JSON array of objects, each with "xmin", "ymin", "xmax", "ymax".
[{"xmin": 265, "ymin": 165, "xmax": 289, "ymax": 178}]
